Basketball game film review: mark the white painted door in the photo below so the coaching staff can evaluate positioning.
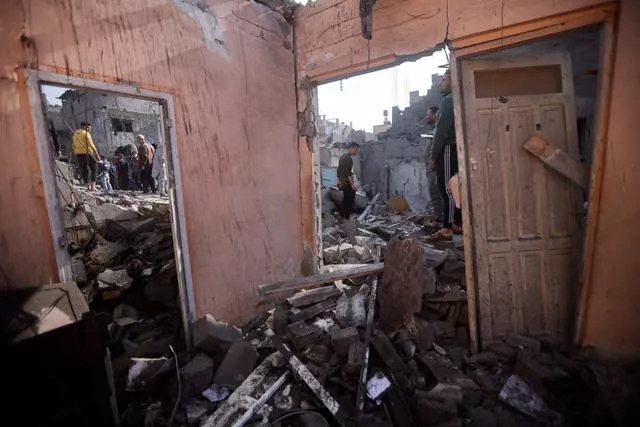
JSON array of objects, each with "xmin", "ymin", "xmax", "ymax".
[{"xmin": 461, "ymin": 54, "xmax": 581, "ymax": 345}]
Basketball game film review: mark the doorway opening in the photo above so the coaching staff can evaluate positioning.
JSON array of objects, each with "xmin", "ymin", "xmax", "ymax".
[
  {"xmin": 456, "ymin": 24, "xmax": 605, "ymax": 348},
  {"xmin": 29, "ymin": 71, "xmax": 194, "ymax": 417},
  {"xmin": 314, "ymin": 47, "xmax": 473, "ymax": 346}
]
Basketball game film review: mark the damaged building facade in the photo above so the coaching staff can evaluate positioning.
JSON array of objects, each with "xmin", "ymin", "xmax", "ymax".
[{"xmin": 57, "ymin": 89, "xmax": 163, "ymax": 157}]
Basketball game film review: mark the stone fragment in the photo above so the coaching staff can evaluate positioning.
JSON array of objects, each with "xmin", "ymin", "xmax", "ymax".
[
  {"xmin": 371, "ymin": 333, "xmax": 407, "ymax": 373},
  {"xmin": 71, "ymin": 258, "xmax": 87, "ymax": 283},
  {"xmin": 97, "ymin": 268, "xmax": 133, "ymax": 289},
  {"xmin": 418, "ymin": 383, "xmax": 463, "ymax": 404},
  {"xmin": 185, "ymin": 403, "xmax": 208, "ymax": 424},
  {"xmin": 416, "ymin": 319, "xmax": 436, "ymax": 351},
  {"xmin": 213, "ymin": 340, "xmax": 258, "ymax": 388},
  {"xmin": 331, "ymin": 327, "xmax": 359, "ymax": 356},
  {"xmin": 465, "ymin": 352, "xmax": 498, "ymax": 365},
  {"xmin": 467, "ymin": 366, "xmax": 500, "ymax": 391},
  {"xmin": 414, "ymin": 395, "xmax": 457, "ymax": 425},
  {"xmin": 498, "ymin": 375, "xmax": 561, "ymax": 424},
  {"xmin": 515, "ymin": 350, "xmax": 567, "ymax": 384},
  {"xmin": 486, "ymin": 341, "xmax": 517, "ymax": 364},
  {"xmin": 302, "ymin": 344, "xmax": 332, "ymax": 366},
  {"xmin": 179, "ymin": 354, "xmax": 215, "ymax": 399},
  {"xmin": 287, "ymin": 322, "xmax": 323, "ymax": 350},
  {"xmin": 127, "ymin": 357, "xmax": 172, "ymax": 390},
  {"xmin": 287, "ymin": 285, "xmax": 341, "ymax": 308},
  {"xmin": 421, "ymin": 245, "xmax": 450, "ymax": 268},
  {"xmin": 193, "ymin": 314, "xmax": 242, "ymax": 359},
  {"xmin": 422, "ymin": 266, "xmax": 438, "ymax": 296},
  {"xmin": 323, "ymin": 243, "xmax": 370, "ymax": 264},
  {"xmin": 89, "ymin": 241, "xmax": 129, "ymax": 266},
  {"xmin": 504, "ymin": 333, "xmax": 541, "ymax": 353}
]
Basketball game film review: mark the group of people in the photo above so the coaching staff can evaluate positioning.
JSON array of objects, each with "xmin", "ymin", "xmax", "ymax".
[
  {"xmin": 337, "ymin": 69, "xmax": 462, "ymax": 241},
  {"xmin": 71, "ymin": 121, "xmax": 167, "ymax": 196}
]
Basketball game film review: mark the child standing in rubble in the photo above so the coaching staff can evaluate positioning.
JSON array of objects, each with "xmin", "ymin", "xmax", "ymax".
[{"xmin": 97, "ymin": 159, "xmax": 114, "ymax": 194}]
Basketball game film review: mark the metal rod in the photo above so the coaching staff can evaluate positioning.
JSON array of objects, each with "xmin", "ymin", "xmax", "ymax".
[{"xmin": 231, "ymin": 372, "xmax": 289, "ymax": 427}]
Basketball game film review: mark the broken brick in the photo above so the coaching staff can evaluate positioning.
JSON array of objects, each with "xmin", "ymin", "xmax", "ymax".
[
  {"xmin": 371, "ymin": 333, "xmax": 408, "ymax": 373},
  {"xmin": 179, "ymin": 354, "xmax": 215, "ymax": 399},
  {"xmin": 213, "ymin": 340, "xmax": 258, "ymax": 388},
  {"xmin": 193, "ymin": 314, "xmax": 242, "ymax": 360},
  {"xmin": 331, "ymin": 327, "xmax": 360, "ymax": 356},
  {"xmin": 287, "ymin": 321, "xmax": 323, "ymax": 350},
  {"xmin": 302, "ymin": 344, "xmax": 332, "ymax": 366}
]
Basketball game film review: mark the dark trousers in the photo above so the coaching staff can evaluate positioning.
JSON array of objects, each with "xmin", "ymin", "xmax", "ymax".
[
  {"xmin": 140, "ymin": 164, "xmax": 156, "ymax": 193},
  {"xmin": 436, "ymin": 144, "xmax": 462, "ymax": 229},
  {"xmin": 76, "ymin": 154, "xmax": 97, "ymax": 183},
  {"xmin": 341, "ymin": 184, "xmax": 356, "ymax": 219}
]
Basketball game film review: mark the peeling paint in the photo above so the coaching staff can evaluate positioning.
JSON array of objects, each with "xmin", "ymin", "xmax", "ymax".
[{"xmin": 172, "ymin": 0, "xmax": 230, "ymax": 60}]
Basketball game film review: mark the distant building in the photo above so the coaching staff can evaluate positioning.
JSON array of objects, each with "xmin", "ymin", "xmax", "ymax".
[{"xmin": 57, "ymin": 90, "xmax": 162, "ymax": 157}]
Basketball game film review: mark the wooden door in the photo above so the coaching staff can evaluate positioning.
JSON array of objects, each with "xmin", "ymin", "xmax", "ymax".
[{"xmin": 461, "ymin": 54, "xmax": 581, "ymax": 345}]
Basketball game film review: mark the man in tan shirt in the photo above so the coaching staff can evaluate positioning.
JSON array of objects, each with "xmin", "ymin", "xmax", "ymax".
[{"xmin": 136, "ymin": 134, "xmax": 155, "ymax": 193}]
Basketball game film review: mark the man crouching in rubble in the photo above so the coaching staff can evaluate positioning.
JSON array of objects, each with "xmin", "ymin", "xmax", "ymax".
[
  {"xmin": 427, "ymin": 69, "xmax": 462, "ymax": 241},
  {"xmin": 337, "ymin": 142, "xmax": 359, "ymax": 221}
]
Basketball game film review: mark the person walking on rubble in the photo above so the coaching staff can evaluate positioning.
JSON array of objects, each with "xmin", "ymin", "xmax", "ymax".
[
  {"xmin": 136, "ymin": 134, "xmax": 156, "ymax": 193},
  {"xmin": 72, "ymin": 121, "xmax": 101, "ymax": 191},
  {"xmin": 152, "ymin": 139, "xmax": 167, "ymax": 197},
  {"xmin": 337, "ymin": 142, "xmax": 359, "ymax": 220},
  {"xmin": 426, "ymin": 69, "xmax": 462, "ymax": 241}
]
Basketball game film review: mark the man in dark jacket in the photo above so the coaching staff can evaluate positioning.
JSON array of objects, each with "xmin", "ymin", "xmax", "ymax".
[
  {"xmin": 337, "ymin": 142, "xmax": 359, "ymax": 220},
  {"xmin": 427, "ymin": 70, "xmax": 462, "ymax": 241}
]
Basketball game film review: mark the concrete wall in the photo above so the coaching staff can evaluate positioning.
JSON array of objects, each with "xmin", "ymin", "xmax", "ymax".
[
  {"xmin": 295, "ymin": 0, "xmax": 640, "ymax": 358},
  {"xmin": 0, "ymin": 0, "xmax": 300, "ymax": 324},
  {"xmin": 581, "ymin": 0, "xmax": 640, "ymax": 359},
  {"xmin": 359, "ymin": 138, "xmax": 430, "ymax": 211}
]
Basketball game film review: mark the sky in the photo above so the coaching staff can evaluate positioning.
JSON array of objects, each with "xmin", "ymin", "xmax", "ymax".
[
  {"xmin": 42, "ymin": 84, "xmax": 68, "ymax": 106},
  {"xmin": 318, "ymin": 50, "xmax": 448, "ymax": 133}
]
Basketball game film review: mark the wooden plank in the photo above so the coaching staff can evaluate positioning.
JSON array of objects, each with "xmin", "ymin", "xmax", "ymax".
[
  {"xmin": 575, "ymin": 15, "xmax": 616, "ymax": 344},
  {"xmin": 286, "ymin": 285, "xmax": 341, "ymax": 308},
  {"xmin": 289, "ymin": 299, "xmax": 336, "ymax": 323},
  {"xmin": 451, "ymin": 57, "xmax": 480, "ymax": 353},
  {"xmin": 258, "ymin": 263, "xmax": 384, "ymax": 296},
  {"xmin": 523, "ymin": 135, "xmax": 588, "ymax": 190}
]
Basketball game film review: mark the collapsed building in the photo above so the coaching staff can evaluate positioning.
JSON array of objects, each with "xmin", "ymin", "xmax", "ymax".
[{"xmin": 2, "ymin": 0, "xmax": 640, "ymax": 426}]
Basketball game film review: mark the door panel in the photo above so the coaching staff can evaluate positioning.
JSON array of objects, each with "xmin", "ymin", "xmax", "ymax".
[{"xmin": 462, "ymin": 54, "xmax": 580, "ymax": 345}]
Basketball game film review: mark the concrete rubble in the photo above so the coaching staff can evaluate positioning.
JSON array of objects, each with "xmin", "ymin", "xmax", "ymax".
[{"xmin": 65, "ymin": 187, "xmax": 637, "ymax": 427}]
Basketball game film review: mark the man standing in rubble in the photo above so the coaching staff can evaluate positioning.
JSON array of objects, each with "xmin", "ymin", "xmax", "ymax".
[
  {"xmin": 425, "ymin": 106, "xmax": 443, "ymax": 227},
  {"xmin": 72, "ymin": 121, "xmax": 101, "ymax": 191},
  {"xmin": 427, "ymin": 69, "xmax": 462, "ymax": 241},
  {"xmin": 136, "ymin": 134, "xmax": 156, "ymax": 193},
  {"xmin": 337, "ymin": 142, "xmax": 359, "ymax": 220}
]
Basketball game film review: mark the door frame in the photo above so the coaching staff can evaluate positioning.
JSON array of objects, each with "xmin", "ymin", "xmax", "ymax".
[
  {"xmin": 450, "ymin": 3, "xmax": 618, "ymax": 351},
  {"xmin": 25, "ymin": 70, "xmax": 197, "ymax": 344}
]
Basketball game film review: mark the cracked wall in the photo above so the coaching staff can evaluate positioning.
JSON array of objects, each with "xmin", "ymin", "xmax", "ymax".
[{"xmin": 0, "ymin": 0, "xmax": 300, "ymax": 324}]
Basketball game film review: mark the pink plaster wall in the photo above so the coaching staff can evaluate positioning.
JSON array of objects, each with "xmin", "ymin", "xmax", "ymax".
[
  {"xmin": 581, "ymin": 0, "xmax": 640, "ymax": 359},
  {"xmin": 0, "ymin": 0, "xmax": 302, "ymax": 323}
]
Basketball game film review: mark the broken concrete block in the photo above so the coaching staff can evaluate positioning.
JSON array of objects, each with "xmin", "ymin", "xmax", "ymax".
[
  {"xmin": 515, "ymin": 350, "xmax": 567, "ymax": 384},
  {"xmin": 193, "ymin": 314, "xmax": 242, "ymax": 359},
  {"xmin": 430, "ymin": 321, "xmax": 456, "ymax": 339},
  {"xmin": 465, "ymin": 352, "xmax": 498, "ymax": 365},
  {"xmin": 89, "ymin": 241, "xmax": 129, "ymax": 266},
  {"xmin": 113, "ymin": 303, "xmax": 143, "ymax": 326},
  {"xmin": 416, "ymin": 319, "xmax": 436, "ymax": 351},
  {"xmin": 344, "ymin": 341, "xmax": 366, "ymax": 377},
  {"xmin": 185, "ymin": 402, "xmax": 208, "ymax": 424},
  {"xmin": 287, "ymin": 321, "xmax": 323, "ymax": 350},
  {"xmin": 127, "ymin": 357, "xmax": 172, "ymax": 390},
  {"xmin": 371, "ymin": 333, "xmax": 407, "ymax": 373},
  {"xmin": 422, "ymin": 266, "xmax": 438, "ymax": 296},
  {"xmin": 273, "ymin": 305, "xmax": 290, "ymax": 335},
  {"xmin": 380, "ymin": 238, "xmax": 423, "ymax": 331},
  {"xmin": 302, "ymin": 344, "xmax": 332, "ymax": 366},
  {"xmin": 97, "ymin": 268, "xmax": 133, "ymax": 290},
  {"xmin": 421, "ymin": 245, "xmax": 450, "ymax": 268},
  {"xmin": 331, "ymin": 327, "xmax": 359, "ymax": 356},
  {"xmin": 143, "ymin": 279, "xmax": 178, "ymax": 308},
  {"xmin": 467, "ymin": 366, "xmax": 500, "ymax": 391},
  {"xmin": 323, "ymin": 243, "xmax": 370, "ymax": 264},
  {"xmin": 417, "ymin": 383, "xmax": 464, "ymax": 404},
  {"xmin": 486, "ymin": 341, "xmax": 517, "ymax": 364},
  {"xmin": 180, "ymin": 354, "xmax": 215, "ymax": 399},
  {"xmin": 414, "ymin": 394, "xmax": 457, "ymax": 425},
  {"xmin": 71, "ymin": 258, "xmax": 87, "ymax": 283},
  {"xmin": 213, "ymin": 340, "xmax": 258, "ymax": 388},
  {"xmin": 505, "ymin": 333, "xmax": 541, "ymax": 353},
  {"xmin": 498, "ymin": 375, "xmax": 561, "ymax": 424},
  {"xmin": 335, "ymin": 284, "xmax": 369, "ymax": 328}
]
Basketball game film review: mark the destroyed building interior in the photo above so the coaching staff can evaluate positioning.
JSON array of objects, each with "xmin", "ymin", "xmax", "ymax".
[{"xmin": 1, "ymin": 0, "xmax": 640, "ymax": 426}]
